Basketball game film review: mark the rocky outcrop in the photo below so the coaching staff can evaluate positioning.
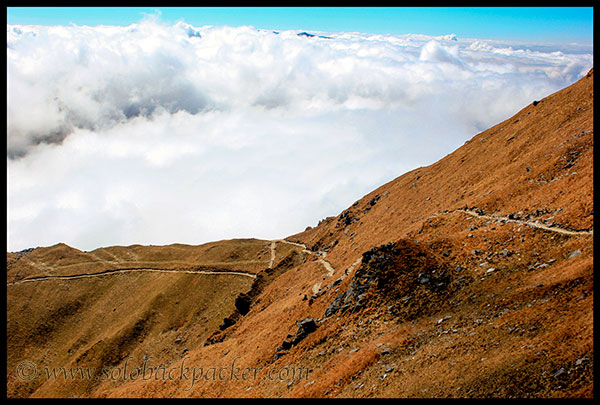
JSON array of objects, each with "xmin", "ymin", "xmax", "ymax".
[{"xmin": 325, "ymin": 239, "xmax": 460, "ymax": 321}]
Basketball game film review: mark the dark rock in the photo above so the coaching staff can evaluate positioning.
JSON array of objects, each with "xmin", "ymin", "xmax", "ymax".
[
  {"xmin": 325, "ymin": 287, "xmax": 353, "ymax": 318},
  {"xmin": 532, "ymin": 100, "xmax": 539, "ymax": 106},
  {"xmin": 278, "ymin": 340, "xmax": 292, "ymax": 351},
  {"xmin": 235, "ymin": 293, "xmax": 252, "ymax": 315},
  {"xmin": 338, "ymin": 210, "xmax": 359, "ymax": 227},
  {"xmin": 368, "ymin": 195, "xmax": 381, "ymax": 207},
  {"xmin": 297, "ymin": 318, "xmax": 317, "ymax": 332},
  {"xmin": 276, "ymin": 318, "xmax": 319, "ymax": 357},
  {"xmin": 292, "ymin": 318, "xmax": 318, "ymax": 346},
  {"xmin": 219, "ymin": 316, "xmax": 236, "ymax": 330}
]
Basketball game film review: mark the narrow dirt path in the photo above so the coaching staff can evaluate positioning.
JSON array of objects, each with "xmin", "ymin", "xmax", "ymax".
[
  {"xmin": 268, "ymin": 241, "xmax": 277, "ymax": 269},
  {"xmin": 344, "ymin": 257, "xmax": 362, "ymax": 277},
  {"xmin": 20, "ymin": 258, "xmax": 267, "ymax": 271},
  {"xmin": 10, "ymin": 237, "xmax": 365, "ymax": 288},
  {"xmin": 449, "ymin": 209, "xmax": 593, "ymax": 236},
  {"xmin": 7, "ymin": 267, "xmax": 257, "ymax": 286},
  {"xmin": 276, "ymin": 239, "xmax": 361, "ymax": 297},
  {"xmin": 8, "ymin": 238, "xmax": 333, "ymax": 287},
  {"xmin": 275, "ymin": 239, "xmax": 313, "ymax": 255},
  {"xmin": 277, "ymin": 239, "xmax": 336, "ymax": 276},
  {"xmin": 317, "ymin": 252, "xmax": 335, "ymax": 277}
]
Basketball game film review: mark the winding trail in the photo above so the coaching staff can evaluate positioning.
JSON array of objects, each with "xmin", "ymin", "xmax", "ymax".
[
  {"xmin": 7, "ymin": 267, "xmax": 257, "ymax": 286},
  {"xmin": 295, "ymin": 204, "xmax": 594, "ymax": 295},
  {"xmin": 274, "ymin": 239, "xmax": 313, "ymax": 255},
  {"xmin": 317, "ymin": 252, "xmax": 335, "ymax": 277},
  {"xmin": 441, "ymin": 209, "xmax": 594, "ymax": 236},
  {"xmin": 276, "ymin": 239, "xmax": 336, "ymax": 276},
  {"xmin": 276, "ymin": 239, "xmax": 362, "ymax": 296},
  {"xmin": 17, "ymin": 258, "xmax": 267, "ymax": 272},
  {"xmin": 7, "ymin": 238, "xmax": 337, "ymax": 287}
]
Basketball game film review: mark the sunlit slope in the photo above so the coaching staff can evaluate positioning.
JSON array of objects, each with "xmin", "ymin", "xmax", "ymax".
[
  {"xmin": 6, "ymin": 238, "xmax": 308, "ymax": 397},
  {"xmin": 7, "ymin": 238, "xmax": 274, "ymax": 282}
]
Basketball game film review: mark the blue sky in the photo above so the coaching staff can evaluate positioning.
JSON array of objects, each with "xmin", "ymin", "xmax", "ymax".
[{"xmin": 7, "ymin": 7, "xmax": 594, "ymax": 44}]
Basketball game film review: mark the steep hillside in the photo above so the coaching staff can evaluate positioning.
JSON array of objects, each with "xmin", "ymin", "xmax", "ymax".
[{"xmin": 6, "ymin": 69, "xmax": 593, "ymax": 398}]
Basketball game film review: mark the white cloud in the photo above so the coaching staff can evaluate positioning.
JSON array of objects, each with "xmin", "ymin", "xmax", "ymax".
[{"xmin": 6, "ymin": 20, "xmax": 593, "ymax": 251}]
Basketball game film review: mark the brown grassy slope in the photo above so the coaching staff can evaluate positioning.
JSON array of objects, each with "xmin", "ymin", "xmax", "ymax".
[
  {"xmin": 7, "ymin": 238, "xmax": 273, "ymax": 283},
  {"xmin": 105, "ymin": 69, "xmax": 592, "ymax": 398},
  {"xmin": 7, "ymin": 272, "xmax": 254, "ymax": 398},
  {"xmin": 6, "ymin": 238, "xmax": 306, "ymax": 398}
]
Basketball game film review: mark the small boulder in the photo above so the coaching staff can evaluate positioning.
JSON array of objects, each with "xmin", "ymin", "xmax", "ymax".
[{"xmin": 418, "ymin": 273, "xmax": 431, "ymax": 285}]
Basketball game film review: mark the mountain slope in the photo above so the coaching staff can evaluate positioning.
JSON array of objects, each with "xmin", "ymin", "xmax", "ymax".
[
  {"xmin": 6, "ymin": 69, "xmax": 593, "ymax": 398},
  {"xmin": 6, "ymin": 238, "xmax": 307, "ymax": 397}
]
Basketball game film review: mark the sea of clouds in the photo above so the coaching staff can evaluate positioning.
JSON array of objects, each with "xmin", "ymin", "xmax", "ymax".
[{"xmin": 7, "ymin": 19, "xmax": 593, "ymax": 251}]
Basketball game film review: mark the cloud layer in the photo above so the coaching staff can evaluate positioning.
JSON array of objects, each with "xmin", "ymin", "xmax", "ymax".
[{"xmin": 7, "ymin": 20, "xmax": 593, "ymax": 251}]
